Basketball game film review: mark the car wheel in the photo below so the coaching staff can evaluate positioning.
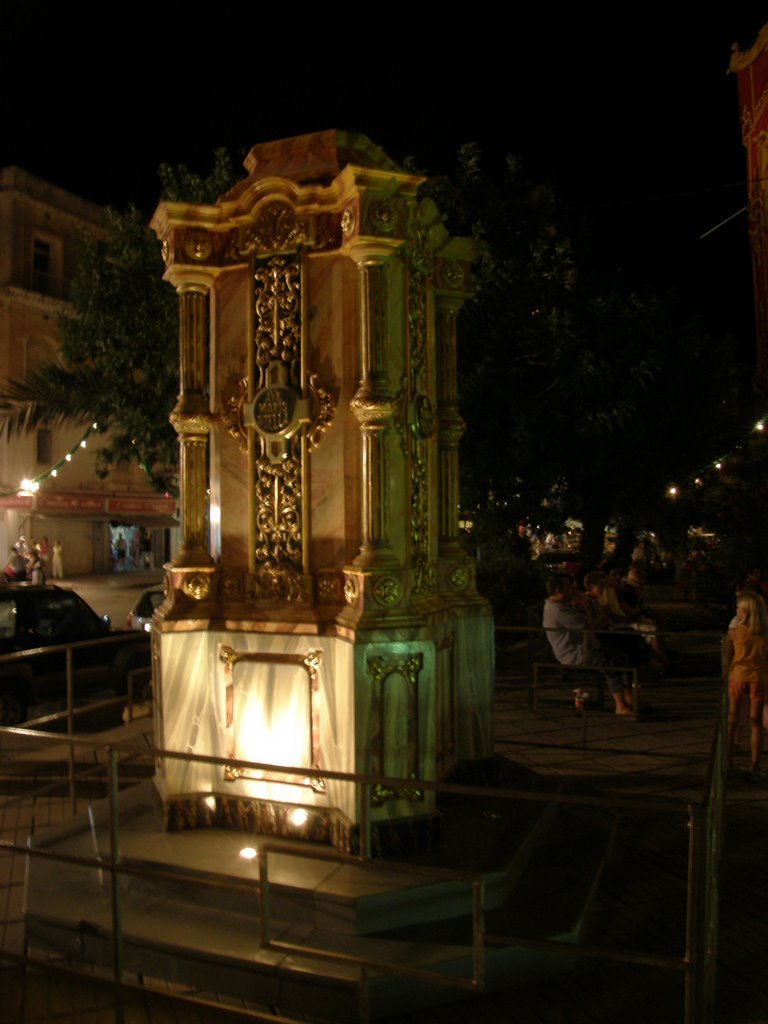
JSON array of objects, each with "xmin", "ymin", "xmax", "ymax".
[{"xmin": 0, "ymin": 690, "xmax": 27, "ymax": 727}]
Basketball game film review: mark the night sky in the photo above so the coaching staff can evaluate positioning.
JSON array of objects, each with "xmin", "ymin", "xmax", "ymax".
[{"xmin": 3, "ymin": 9, "xmax": 765, "ymax": 354}]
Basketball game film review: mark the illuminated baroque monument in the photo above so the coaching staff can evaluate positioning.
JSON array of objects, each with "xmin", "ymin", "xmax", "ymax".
[{"xmin": 150, "ymin": 131, "xmax": 493, "ymax": 850}]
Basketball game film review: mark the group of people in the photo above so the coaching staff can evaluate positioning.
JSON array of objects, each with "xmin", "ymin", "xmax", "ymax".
[
  {"xmin": 112, "ymin": 528, "xmax": 153, "ymax": 572},
  {"xmin": 542, "ymin": 559, "xmax": 670, "ymax": 716},
  {"xmin": 543, "ymin": 556, "xmax": 768, "ymax": 778},
  {"xmin": 4, "ymin": 536, "xmax": 64, "ymax": 584}
]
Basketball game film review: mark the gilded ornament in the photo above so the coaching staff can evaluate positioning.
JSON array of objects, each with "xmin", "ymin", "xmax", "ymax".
[
  {"xmin": 341, "ymin": 207, "xmax": 356, "ymax": 236},
  {"xmin": 442, "ymin": 260, "xmax": 464, "ymax": 286},
  {"xmin": 222, "ymin": 574, "xmax": 243, "ymax": 599},
  {"xmin": 349, "ymin": 391, "xmax": 398, "ymax": 426},
  {"xmin": 252, "ymin": 386, "xmax": 295, "ymax": 434},
  {"xmin": 254, "ymin": 257, "xmax": 301, "ymax": 367},
  {"xmin": 223, "ymin": 377, "xmax": 248, "ymax": 451},
  {"xmin": 240, "ymin": 201, "xmax": 308, "ymax": 254},
  {"xmin": 251, "ymin": 562, "xmax": 307, "ymax": 603},
  {"xmin": 308, "ymin": 374, "xmax": 336, "ymax": 447},
  {"xmin": 343, "ymin": 574, "xmax": 359, "ymax": 605},
  {"xmin": 169, "ymin": 405, "xmax": 214, "ymax": 436},
  {"xmin": 370, "ymin": 201, "xmax": 395, "ymax": 233},
  {"xmin": 184, "ymin": 229, "xmax": 213, "ymax": 262},
  {"xmin": 317, "ymin": 575, "xmax": 339, "ymax": 604},
  {"xmin": 182, "ymin": 573, "xmax": 211, "ymax": 600},
  {"xmin": 448, "ymin": 565, "xmax": 469, "ymax": 590},
  {"xmin": 161, "ymin": 239, "xmax": 171, "ymax": 265},
  {"xmin": 411, "ymin": 393, "xmax": 434, "ymax": 440},
  {"xmin": 372, "ymin": 576, "xmax": 401, "ymax": 606}
]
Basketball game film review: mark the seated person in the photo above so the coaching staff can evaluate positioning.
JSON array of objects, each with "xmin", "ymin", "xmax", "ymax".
[
  {"xmin": 579, "ymin": 569, "xmax": 652, "ymax": 669},
  {"xmin": 622, "ymin": 566, "xmax": 670, "ymax": 672},
  {"xmin": 597, "ymin": 559, "xmax": 635, "ymax": 620},
  {"xmin": 578, "ymin": 571, "xmax": 614, "ymax": 629},
  {"xmin": 542, "ymin": 573, "xmax": 635, "ymax": 715}
]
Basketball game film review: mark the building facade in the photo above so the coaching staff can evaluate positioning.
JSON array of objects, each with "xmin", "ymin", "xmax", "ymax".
[
  {"xmin": 0, "ymin": 167, "xmax": 176, "ymax": 573},
  {"xmin": 730, "ymin": 25, "xmax": 768, "ymax": 402}
]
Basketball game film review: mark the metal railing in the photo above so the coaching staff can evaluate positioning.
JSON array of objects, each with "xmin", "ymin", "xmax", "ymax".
[{"xmin": 0, "ymin": 685, "xmax": 726, "ymax": 1024}]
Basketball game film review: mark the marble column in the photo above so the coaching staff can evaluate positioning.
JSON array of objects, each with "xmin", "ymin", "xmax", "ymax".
[
  {"xmin": 435, "ymin": 294, "xmax": 467, "ymax": 559},
  {"xmin": 168, "ymin": 270, "xmax": 215, "ymax": 568},
  {"xmin": 348, "ymin": 242, "xmax": 401, "ymax": 569}
]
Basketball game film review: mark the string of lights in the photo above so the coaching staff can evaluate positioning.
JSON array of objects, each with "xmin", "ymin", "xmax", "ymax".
[
  {"xmin": 666, "ymin": 417, "xmax": 768, "ymax": 500},
  {"xmin": 1, "ymin": 423, "xmax": 99, "ymax": 499}
]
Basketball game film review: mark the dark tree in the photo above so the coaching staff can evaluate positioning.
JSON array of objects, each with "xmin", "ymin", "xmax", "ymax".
[{"xmin": 429, "ymin": 145, "xmax": 741, "ymax": 570}]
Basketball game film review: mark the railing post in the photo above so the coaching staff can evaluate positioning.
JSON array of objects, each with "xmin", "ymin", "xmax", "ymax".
[
  {"xmin": 360, "ymin": 784, "xmax": 372, "ymax": 861},
  {"xmin": 258, "ymin": 850, "xmax": 271, "ymax": 948},
  {"xmin": 66, "ymin": 646, "xmax": 76, "ymax": 814},
  {"xmin": 685, "ymin": 803, "xmax": 709, "ymax": 1024},
  {"xmin": 358, "ymin": 965, "xmax": 370, "ymax": 1024},
  {"xmin": 472, "ymin": 879, "xmax": 485, "ymax": 990},
  {"xmin": 106, "ymin": 747, "xmax": 124, "ymax": 1023}
]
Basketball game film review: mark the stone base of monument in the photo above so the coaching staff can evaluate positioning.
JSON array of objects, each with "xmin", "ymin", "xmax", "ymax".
[{"xmin": 24, "ymin": 776, "xmax": 606, "ymax": 1020}]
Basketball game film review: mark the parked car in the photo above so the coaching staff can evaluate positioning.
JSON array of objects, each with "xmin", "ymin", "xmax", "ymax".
[
  {"xmin": 126, "ymin": 586, "xmax": 164, "ymax": 632},
  {"xmin": 0, "ymin": 584, "xmax": 151, "ymax": 726}
]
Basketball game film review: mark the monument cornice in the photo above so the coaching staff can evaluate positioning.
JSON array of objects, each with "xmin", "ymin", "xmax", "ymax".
[
  {"xmin": 729, "ymin": 25, "xmax": 768, "ymax": 74},
  {"xmin": 162, "ymin": 264, "xmax": 219, "ymax": 291},
  {"xmin": 342, "ymin": 235, "xmax": 404, "ymax": 265},
  {"xmin": 335, "ymin": 163, "xmax": 424, "ymax": 199}
]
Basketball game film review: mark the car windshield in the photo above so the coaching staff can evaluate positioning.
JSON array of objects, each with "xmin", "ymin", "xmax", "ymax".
[{"xmin": 0, "ymin": 591, "xmax": 103, "ymax": 643}]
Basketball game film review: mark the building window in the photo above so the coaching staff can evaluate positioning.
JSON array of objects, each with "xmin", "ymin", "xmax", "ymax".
[
  {"xmin": 32, "ymin": 239, "xmax": 52, "ymax": 295},
  {"xmin": 36, "ymin": 429, "xmax": 52, "ymax": 465}
]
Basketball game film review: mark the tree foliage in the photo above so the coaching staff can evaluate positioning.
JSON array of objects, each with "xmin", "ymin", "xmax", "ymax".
[
  {"xmin": 428, "ymin": 144, "xmax": 742, "ymax": 567},
  {"xmin": 669, "ymin": 433, "xmax": 768, "ymax": 601}
]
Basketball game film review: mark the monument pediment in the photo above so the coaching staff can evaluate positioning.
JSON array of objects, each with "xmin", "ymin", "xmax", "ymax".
[{"xmin": 227, "ymin": 129, "xmax": 402, "ymax": 194}]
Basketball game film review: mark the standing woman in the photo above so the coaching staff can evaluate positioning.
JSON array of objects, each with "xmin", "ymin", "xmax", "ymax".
[
  {"xmin": 726, "ymin": 591, "xmax": 768, "ymax": 781},
  {"xmin": 26, "ymin": 545, "xmax": 44, "ymax": 584},
  {"xmin": 52, "ymin": 539, "xmax": 64, "ymax": 579}
]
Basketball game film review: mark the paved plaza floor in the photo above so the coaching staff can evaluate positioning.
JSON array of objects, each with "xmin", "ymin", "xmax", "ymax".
[{"xmin": 0, "ymin": 623, "xmax": 765, "ymax": 1023}]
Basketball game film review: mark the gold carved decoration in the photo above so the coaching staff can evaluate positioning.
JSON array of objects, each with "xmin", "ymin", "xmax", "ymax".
[
  {"xmin": 250, "ymin": 256, "xmax": 304, "ymax": 592},
  {"xmin": 236, "ymin": 201, "xmax": 309, "ymax": 255},
  {"xmin": 221, "ymin": 645, "xmax": 325, "ymax": 792},
  {"xmin": 182, "ymin": 573, "xmax": 211, "ymax": 600},
  {"xmin": 407, "ymin": 203, "xmax": 436, "ymax": 597},
  {"xmin": 369, "ymin": 201, "xmax": 395, "ymax": 233},
  {"xmin": 219, "ymin": 252, "xmax": 336, "ymax": 604},
  {"xmin": 223, "ymin": 377, "xmax": 248, "ymax": 449},
  {"xmin": 442, "ymin": 260, "xmax": 464, "ymax": 286},
  {"xmin": 448, "ymin": 565, "xmax": 469, "ymax": 590},
  {"xmin": 317, "ymin": 573, "xmax": 342, "ymax": 605},
  {"xmin": 343, "ymin": 574, "xmax": 359, "ymax": 605},
  {"xmin": 341, "ymin": 207, "xmax": 356, "ymax": 236},
  {"xmin": 367, "ymin": 653, "xmax": 424, "ymax": 806},
  {"xmin": 372, "ymin": 576, "xmax": 402, "ymax": 607},
  {"xmin": 183, "ymin": 229, "xmax": 213, "ymax": 262}
]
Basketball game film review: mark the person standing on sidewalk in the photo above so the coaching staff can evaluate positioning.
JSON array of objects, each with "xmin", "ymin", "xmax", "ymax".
[
  {"xmin": 52, "ymin": 539, "xmax": 64, "ymax": 579},
  {"xmin": 725, "ymin": 590, "xmax": 768, "ymax": 781}
]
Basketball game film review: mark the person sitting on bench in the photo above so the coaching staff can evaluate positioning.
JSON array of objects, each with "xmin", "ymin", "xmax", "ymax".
[{"xmin": 542, "ymin": 572, "xmax": 635, "ymax": 716}]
